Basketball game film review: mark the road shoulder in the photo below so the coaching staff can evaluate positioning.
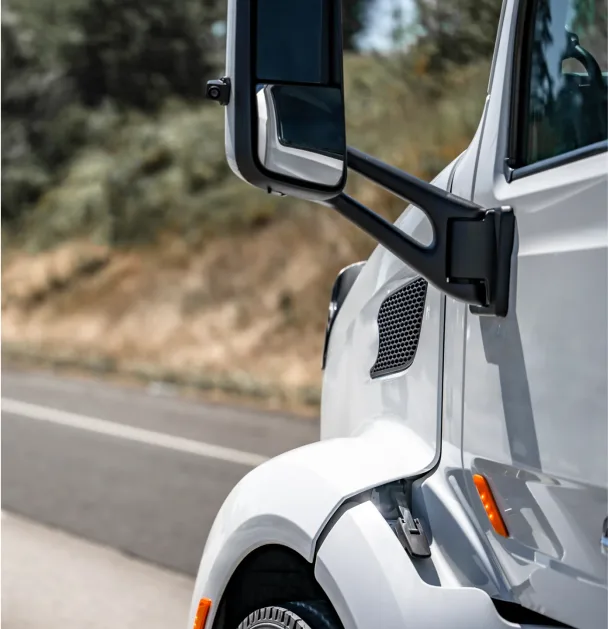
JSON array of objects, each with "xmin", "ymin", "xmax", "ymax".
[{"xmin": 2, "ymin": 511, "xmax": 194, "ymax": 629}]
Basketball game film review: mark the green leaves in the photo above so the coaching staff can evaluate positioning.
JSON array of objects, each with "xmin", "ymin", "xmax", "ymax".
[
  {"xmin": 62, "ymin": 0, "xmax": 215, "ymax": 109},
  {"xmin": 412, "ymin": 0, "xmax": 503, "ymax": 72}
]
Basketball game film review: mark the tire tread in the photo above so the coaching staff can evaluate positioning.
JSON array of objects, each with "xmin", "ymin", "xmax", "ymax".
[{"xmin": 237, "ymin": 605, "xmax": 311, "ymax": 628}]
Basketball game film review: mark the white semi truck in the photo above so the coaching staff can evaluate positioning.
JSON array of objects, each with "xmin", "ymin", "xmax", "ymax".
[{"xmin": 190, "ymin": 0, "xmax": 608, "ymax": 627}]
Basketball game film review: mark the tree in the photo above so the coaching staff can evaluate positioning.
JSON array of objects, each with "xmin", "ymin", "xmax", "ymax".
[
  {"xmin": 412, "ymin": 0, "xmax": 503, "ymax": 71},
  {"xmin": 342, "ymin": 0, "xmax": 375, "ymax": 50},
  {"xmin": 2, "ymin": 5, "xmax": 83, "ymax": 222},
  {"xmin": 61, "ymin": 0, "xmax": 216, "ymax": 109}
]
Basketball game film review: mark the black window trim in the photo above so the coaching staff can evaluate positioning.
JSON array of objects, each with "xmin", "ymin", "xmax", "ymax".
[
  {"xmin": 505, "ymin": 0, "xmax": 608, "ymax": 183},
  {"xmin": 507, "ymin": 139, "xmax": 608, "ymax": 181}
]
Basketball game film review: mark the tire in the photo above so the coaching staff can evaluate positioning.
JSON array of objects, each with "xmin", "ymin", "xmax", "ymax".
[{"xmin": 237, "ymin": 601, "xmax": 342, "ymax": 629}]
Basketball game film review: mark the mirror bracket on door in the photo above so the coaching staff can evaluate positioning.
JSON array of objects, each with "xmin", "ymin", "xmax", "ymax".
[{"xmin": 326, "ymin": 148, "xmax": 515, "ymax": 317}]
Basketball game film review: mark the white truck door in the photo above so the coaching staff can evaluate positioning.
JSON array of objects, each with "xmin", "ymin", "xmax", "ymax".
[{"xmin": 457, "ymin": 0, "xmax": 607, "ymax": 627}]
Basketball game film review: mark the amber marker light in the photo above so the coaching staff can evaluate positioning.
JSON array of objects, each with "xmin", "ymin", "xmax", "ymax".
[
  {"xmin": 192, "ymin": 598, "xmax": 212, "ymax": 629},
  {"xmin": 473, "ymin": 474, "xmax": 509, "ymax": 538}
]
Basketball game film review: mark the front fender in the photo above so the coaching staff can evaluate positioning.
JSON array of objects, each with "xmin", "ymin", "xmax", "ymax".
[{"xmin": 188, "ymin": 420, "xmax": 434, "ymax": 627}]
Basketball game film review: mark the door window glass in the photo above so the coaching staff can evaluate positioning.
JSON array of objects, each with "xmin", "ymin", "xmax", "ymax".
[{"xmin": 518, "ymin": 0, "xmax": 607, "ymax": 166}]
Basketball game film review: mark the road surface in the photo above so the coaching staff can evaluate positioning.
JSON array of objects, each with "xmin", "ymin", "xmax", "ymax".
[
  {"xmin": 2, "ymin": 511, "xmax": 195, "ymax": 629},
  {"xmin": 2, "ymin": 368, "xmax": 319, "ymax": 627}
]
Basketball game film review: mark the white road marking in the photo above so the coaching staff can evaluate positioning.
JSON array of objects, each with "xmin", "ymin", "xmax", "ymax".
[{"xmin": 1, "ymin": 398, "xmax": 269, "ymax": 467}]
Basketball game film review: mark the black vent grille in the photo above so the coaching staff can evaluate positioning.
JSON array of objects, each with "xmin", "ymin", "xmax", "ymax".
[{"xmin": 370, "ymin": 277, "xmax": 428, "ymax": 378}]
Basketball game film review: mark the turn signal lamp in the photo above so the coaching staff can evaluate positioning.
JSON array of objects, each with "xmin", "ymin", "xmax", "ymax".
[
  {"xmin": 473, "ymin": 474, "xmax": 508, "ymax": 538},
  {"xmin": 192, "ymin": 598, "xmax": 212, "ymax": 629}
]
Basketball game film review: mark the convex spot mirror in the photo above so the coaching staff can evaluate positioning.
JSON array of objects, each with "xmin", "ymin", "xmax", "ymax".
[{"xmin": 222, "ymin": 0, "xmax": 346, "ymax": 201}]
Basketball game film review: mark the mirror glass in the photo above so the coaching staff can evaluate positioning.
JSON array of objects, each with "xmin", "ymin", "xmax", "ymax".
[{"xmin": 254, "ymin": 0, "xmax": 346, "ymax": 187}]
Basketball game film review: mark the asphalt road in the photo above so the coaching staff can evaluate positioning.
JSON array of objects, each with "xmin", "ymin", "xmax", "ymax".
[
  {"xmin": 3, "ymin": 511, "xmax": 195, "ymax": 629},
  {"xmin": 2, "ymin": 368, "xmax": 319, "ymax": 576}
]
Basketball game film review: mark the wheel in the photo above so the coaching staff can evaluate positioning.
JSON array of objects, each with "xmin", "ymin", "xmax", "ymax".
[{"xmin": 237, "ymin": 601, "xmax": 342, "ymax": 629}]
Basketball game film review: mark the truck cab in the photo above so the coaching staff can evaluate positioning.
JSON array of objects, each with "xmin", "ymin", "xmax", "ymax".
[{"xmin": 190, "ymin": 1, "xmax": 608, "ymax": 628}]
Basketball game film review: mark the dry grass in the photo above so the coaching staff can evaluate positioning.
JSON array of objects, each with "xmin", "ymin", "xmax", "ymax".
[{"xmin": 2, "ymin": 211, "xmax": 365, "ymax": 404}]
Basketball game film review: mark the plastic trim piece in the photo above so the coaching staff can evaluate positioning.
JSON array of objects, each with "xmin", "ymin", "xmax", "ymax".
[{"xmin": 322, "ymin": 261, "xmax": 365, "ymax": 370}]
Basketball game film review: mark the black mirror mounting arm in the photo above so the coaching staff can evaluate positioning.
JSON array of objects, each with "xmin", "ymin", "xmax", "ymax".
[{"xmin": 325, "ymin": 148, "xmax": 515, "ymax": 317}]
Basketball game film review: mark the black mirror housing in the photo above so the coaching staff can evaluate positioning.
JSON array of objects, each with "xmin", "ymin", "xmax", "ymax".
[{"xmin": 220, "ymin": 0, "xmax": 347, "ymax": 201}]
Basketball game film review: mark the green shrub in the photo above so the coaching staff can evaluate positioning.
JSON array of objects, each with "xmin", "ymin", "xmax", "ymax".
[
  {"xmin": 2, "ymin": 0, "xmax": 495, "ymax": 251},
  {"xmin": 1, "ymin": 5, "xmax": 88, "ymax": 224},
  {"xmin": 60, "ymin": 0, "xmax": 214, "ymax": 110}
]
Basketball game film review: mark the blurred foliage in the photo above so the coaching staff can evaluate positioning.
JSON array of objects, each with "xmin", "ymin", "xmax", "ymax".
[
  {"xmin": 61, "ymin": 0, "xmax": 215, "ymax": 109},
  {"xmin": 2, "ymin": 5, "xmax": 86, "ymax": 221},
  {"xmin": 571, "ymin": 0, "xmax": 608, "ymax": 66},
  {"xmin": 412, "ymin": 0, "xmax": 503, "ymax": 71},
  {"xmin": 342, "ymin": 0, "xmax": 376, "ymax": 49},
  {"xmin": 2, "ymin": 0, "xmax": 499, "ymax": 251}
]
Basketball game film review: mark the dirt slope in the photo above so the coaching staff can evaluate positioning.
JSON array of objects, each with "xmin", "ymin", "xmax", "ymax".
[{"xmin": 3, "ymin": 211, "xmax": 372, "ymax": 406}]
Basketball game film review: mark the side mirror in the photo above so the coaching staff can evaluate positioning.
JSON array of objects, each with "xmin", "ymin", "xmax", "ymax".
[
  {"xmin": 215, "ymin": 0, "xmax": 346, "ymax": 201},
  {"xmin": 211, "ymin": 2, "xmax": 516, "ymax": 318}
]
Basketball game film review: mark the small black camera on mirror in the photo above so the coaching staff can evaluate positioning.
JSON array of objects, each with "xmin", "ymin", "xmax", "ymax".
[{"xmin": 206, "ymin": 78, "xmax": 231, "ymax": 106}]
